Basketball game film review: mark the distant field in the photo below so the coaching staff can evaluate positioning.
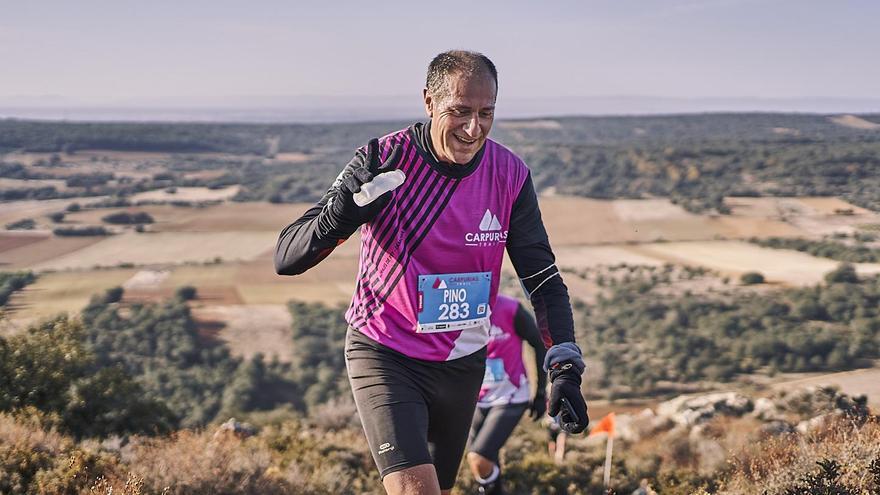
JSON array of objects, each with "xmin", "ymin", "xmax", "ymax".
[
  {"xmin": 2, "ymin": 267, "xmax": 136, "ymax": 332},
  {"xmin": 191, "ymin": 304, "xmax": 294, "ymax": 362},
  {"xmin": 1, "ymin": 234, "xmax": 107, "ymax": 269},
  {"xmin": 29, "ymin": 231, "xmax": 277, "ymax": 271},
  {"xmin": 536, "ymin": 196, "xmax": 873, "ymax": 245},
  {"xmin": 629, "ymin": 240, "xmax": 880, "ymax": 285},
  {"xmin": 772, "ymin": 365, "xmax": 880, "ymax": 409},
  {"xmin": 129, "ymin": 186, "xmax": 241, "ymax": 202},
  {"xmin": 0, "ymin": 198, "xmax": 83, "ymax": 227}
]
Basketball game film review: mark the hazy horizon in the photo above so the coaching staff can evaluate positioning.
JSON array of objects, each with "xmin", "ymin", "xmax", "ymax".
[
  {"xmin": 3, "ymin": 95, "xmax": 880, "ymax": 124},
  {"xmin": 2, "ymin": 0, "xmax": 879, "ymax": 121}
]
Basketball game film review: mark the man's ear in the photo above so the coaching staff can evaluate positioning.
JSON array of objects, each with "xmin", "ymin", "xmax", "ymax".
[{"xmin": 423, "ymin": 88, "xmax": 433, "ymax": 118}]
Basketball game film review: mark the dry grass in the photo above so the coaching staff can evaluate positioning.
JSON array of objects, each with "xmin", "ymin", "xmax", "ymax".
[
  {"xmin": 0, "ymin": 411, "xmax": 379, "ymax": 495},
  {"xmin": 722, "ymin": 418, "xmax": 880, "ymax": 494}
]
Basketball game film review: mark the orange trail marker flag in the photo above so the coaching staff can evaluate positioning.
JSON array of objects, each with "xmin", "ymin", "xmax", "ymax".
[
  {"xmin": 589, "ymin": 413, "xmax": 616, "ymax": 487},
  {"xmin": 589, "ymin": 412, "xmax": 615, "ymax": 437}
]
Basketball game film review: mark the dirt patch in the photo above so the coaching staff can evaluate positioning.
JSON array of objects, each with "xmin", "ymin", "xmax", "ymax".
[
  {"xmin": 771, "ymin": 365, "xmax": 880, "ymax": 409},
  {"xmin": 829, "ymin": 114, "xmax": 880, "ymax": 130},
  {"xmin": 130, "ymin": 186, "xmax": 241, "ymax": 203},
  {"xmin": 122, "ymin": 270, "xmax": 171, "ymax": 289},
  {"xmin": 0, "ymin": 232, "xmax": 49, "ymax": 254},
  {"xmin": 273, "ymin": 152, "xmax": 311, "ymax": 163},
  {"xmin": 0, "ymin": 235, "xmax": 108, "ymax": 270},
  {"xmin": 497, "ymin": 119, "xmax": 562, "ymax": 130},
  {"xmin": 191, "ymin": 305, "xmax": 294, "ymax": 362},
  {"xmin": 152, "ymin": 202, "xmax": 310, "ymax": 232}
]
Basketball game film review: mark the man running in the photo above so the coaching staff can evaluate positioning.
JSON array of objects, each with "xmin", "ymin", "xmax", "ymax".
[
  {"xmin": 275, "ymin": 50, "xmax": 588, "ymax": 495},
  {"xmin": 466, "ymin": 294, "xmax": 547, "ymax": 494}
]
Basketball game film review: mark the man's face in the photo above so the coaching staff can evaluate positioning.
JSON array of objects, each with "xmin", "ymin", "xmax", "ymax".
[{"xmin": 423, "ymin": 72, "xmax": 496, "ymax": 165}]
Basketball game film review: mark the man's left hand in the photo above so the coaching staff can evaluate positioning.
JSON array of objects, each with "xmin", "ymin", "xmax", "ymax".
[{"xmin": 547, "ymin": 361, "xmax": 589, "ymax": 434}]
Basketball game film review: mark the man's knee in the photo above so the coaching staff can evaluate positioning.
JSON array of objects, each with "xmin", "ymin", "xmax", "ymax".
[{"xmin": 383, "ymin": 463, "xmax": 441, "ymax": 495}]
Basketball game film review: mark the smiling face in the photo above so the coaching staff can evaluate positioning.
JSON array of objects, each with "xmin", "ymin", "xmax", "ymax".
[{"xmin": 423, "ymin": 71, "xmax": 497, "ymax": 165}]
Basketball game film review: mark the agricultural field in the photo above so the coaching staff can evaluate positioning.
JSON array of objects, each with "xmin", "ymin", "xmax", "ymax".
[
  {"xmin": 4, "ymin": 187, "xmax": 878, "ymax": 354},
  {"xmin": 3, "ymin": 114, "xmax": 880, "ymax": 407}
]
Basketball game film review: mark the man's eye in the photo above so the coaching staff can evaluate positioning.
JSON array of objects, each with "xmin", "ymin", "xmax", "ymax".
[
  {"xmin": 480, "ymin": 111, "xmax": 494, "ymax": 118},
  {"xmin": 451, "ymin": 108, "xmax": 467, "ymax": 117}
]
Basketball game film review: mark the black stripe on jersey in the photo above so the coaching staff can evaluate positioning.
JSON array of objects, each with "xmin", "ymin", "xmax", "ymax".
[
  {"xmin": 366, "ymin": 138, "xmax": 424, "ymax": 252},
  {"xmin": 350, "ymin": 172, "xmax": 452, "ymax": 324},
  {"xmin": 357, "ymin": 152, "xmax": 441, "ymax": 293},
  {"xmin": 351, "ymin": 175, "xmax": 462, "ymax": 327}
]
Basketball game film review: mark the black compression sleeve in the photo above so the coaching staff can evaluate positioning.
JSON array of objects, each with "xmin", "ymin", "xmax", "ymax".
[
  {"xmin": 513, "ymin": 303, "xmax": 548, "ymax": 394},
  {"xmin": 506, "ymin": 173, "xmax": 576, "ymax": 347},
  {"xmin": 274, "ymin": 153, "xmax": 366, "ymax": 276}
]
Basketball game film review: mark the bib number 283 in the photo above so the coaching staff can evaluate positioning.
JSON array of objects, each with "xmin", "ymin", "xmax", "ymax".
[{"xmin": 417, "ymin": 272, "xmax": 491, "ymax": 333}]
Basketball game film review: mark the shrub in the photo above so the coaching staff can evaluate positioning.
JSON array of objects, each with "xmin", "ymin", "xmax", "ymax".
[
  {"xmin": 740, "ymin": 272, "xmax": 765, "ymax": 285},
  {"xmin": 175, "ymin": 286, "xmax": 197, "ymax": 301},
  {"xmin": 825, "ymin": 263, "xmax": 859, "ymax": 284},
  {"xmin": 101, "ymin": 212, "xmax": 155, "ymax": 225},
  {"xmin": 53, "ymin": 226, "xmax": 110, "ymax": 236},
  {"xmin": 5, "ymin": 218, "xmax": 35, "ymax": 230}
]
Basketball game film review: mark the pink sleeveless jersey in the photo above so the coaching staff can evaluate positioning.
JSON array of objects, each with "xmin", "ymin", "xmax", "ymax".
[
  {"xmin": 479, "ymin": 294, "xmax": 530, "ymax": 406},
  {"xmin": 345, "ymin": 127, "xmax": 529, "ymax": 361}
]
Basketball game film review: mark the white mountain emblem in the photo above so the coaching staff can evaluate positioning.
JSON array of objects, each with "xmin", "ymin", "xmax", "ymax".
[{"xmin": 479, "ymin": 209, "xmax": 502, "ymax": 231}]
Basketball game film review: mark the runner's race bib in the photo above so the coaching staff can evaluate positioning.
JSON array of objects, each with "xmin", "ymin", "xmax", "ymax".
[
  {"xmin": 485, "ymin": 358, "xmax": 506, "ymax": 383},
  {"xmin": 417, "ymin": 272, "xmax": 491, "ymax": 333}
]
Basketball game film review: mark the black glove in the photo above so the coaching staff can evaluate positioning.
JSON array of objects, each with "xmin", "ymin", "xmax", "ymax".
[
  {"xmin": 548, "ymin": 361, "xmax": 589, "ymax": 434},
  {"xmin": 319, "ymin": 138, "xmax": 402, "ymax": 239},
  {"xmin": 528, "ymin": 391, "xmax": 547, "ymax": 421}
]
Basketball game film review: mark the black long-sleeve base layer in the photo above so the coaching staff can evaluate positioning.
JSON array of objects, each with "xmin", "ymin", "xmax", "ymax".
[{"xmin": 274, "ymin": 122, "xmax": 575, "ymax": 347}]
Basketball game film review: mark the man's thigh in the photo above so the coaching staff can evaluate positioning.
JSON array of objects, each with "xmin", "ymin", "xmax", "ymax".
[
  {"xmin": 427, "ymin": 353, "xmax": 485, "ymax": 490},
  {"xmin": 346, "ymin": 332, "xmax": 433, "ymax": 479}
]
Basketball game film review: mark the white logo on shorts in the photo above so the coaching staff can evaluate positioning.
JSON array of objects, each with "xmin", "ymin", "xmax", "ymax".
[{"xmin": 378, "ymin": 442, "xmax": 395, "ymax": 454}]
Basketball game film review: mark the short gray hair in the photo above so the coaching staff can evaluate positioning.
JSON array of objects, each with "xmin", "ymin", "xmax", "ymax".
[{"xmin": 426, "ymin": 50, "xmax": 498, "ymax": 102}]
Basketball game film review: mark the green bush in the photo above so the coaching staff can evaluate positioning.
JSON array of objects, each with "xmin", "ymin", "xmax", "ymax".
[
  {"xmin": 740, "ymin": 272, "xmax": 765, "ymax": 285},
  {"xmin": 825, "ymin": 263, "xmax": 859, "ymax": 284}
]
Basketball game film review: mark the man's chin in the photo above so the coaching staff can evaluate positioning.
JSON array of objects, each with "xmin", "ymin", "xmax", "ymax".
[{"xmin": 452, "ymin": 153, "xmax": 476, "ymax": 165}]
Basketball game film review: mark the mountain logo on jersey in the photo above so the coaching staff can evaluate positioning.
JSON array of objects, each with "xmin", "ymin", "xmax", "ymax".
[
  {"xmin": 465, "ymin": 209, "xmax": 508, "ymax": 247},
  {"xmin": 479, "ymin": 210, "xmax": 502, "ymax": 231}
]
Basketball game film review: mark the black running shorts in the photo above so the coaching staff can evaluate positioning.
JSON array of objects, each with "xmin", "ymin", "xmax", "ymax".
[
  {"xmin": 467, "ymin": 402, "xmax": 528, "ymax": 464},
  {"xmin": 344, "ymin": 328, "xmax": 486, "ymax": 490}
]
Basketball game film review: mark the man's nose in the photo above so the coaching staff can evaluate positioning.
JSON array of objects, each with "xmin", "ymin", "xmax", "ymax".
[{"xmin": 462, "ymin": 114, "xmax": 481, "ymax": 137}]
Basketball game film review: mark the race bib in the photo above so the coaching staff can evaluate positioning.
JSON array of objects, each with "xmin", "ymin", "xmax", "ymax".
[
  {"xmin": 485, "ymin": 358, "xmax": 506, "ymax": 383},
  {"xmin": 416, "ymin": 271, "xmax": 491, "ymax": 333}
]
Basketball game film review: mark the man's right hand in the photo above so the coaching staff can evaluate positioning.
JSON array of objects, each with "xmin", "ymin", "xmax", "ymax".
[{"xmin": 323, "ymin": 138, "xmax": 402, "ymax": 238}]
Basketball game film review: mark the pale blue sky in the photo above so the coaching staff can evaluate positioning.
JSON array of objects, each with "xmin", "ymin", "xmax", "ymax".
[{"xmin": 1, "ymin": 0, "xmax": 878, "ymax": 116}]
